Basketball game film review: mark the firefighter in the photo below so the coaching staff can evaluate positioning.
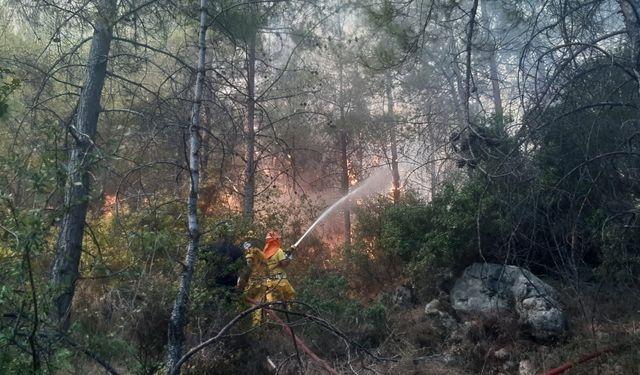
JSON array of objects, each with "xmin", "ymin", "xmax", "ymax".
[
  {"xmin": 262, "ymin": 231, "xmax": 296, "ymax": 304},
  {"xmin": 238, "ymin": 239, "xmax": 269, "ymax": 325}
]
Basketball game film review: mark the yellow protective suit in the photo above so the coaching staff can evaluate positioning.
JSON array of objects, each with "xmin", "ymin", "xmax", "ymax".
[
  {"xmin": 243, "ymin": 232, "xmax": 297, "ymax": 325},
  {"xmin": 241, "ymin": 246, "xmax": 269, "ymax": 325},
  {"xmin": 265, "ymin": 247, "xmax": 296, "ymax": 304}
]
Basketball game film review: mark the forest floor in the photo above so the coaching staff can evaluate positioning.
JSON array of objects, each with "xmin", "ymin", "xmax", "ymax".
[
  {"xmin": 369, "ymin": 280, "xmax": 640, "ymax": 375},
  {"xmin": 63, "ymin": 278, "xmax": 640, "ymax": 374}
]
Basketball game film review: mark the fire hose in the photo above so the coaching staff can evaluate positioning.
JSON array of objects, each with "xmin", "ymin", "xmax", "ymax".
[
  {"xmin": 541, "ymin": 340, "xmax": 635, "ymax": 375},
  {"xmin": 247, "ymin": 298, "xmax": 339, "ymax": 375}
]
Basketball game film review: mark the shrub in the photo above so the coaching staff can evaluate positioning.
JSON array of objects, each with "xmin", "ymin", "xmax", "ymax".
[
  {"xmin": 351, "ymin": 187, "xmax": 506, "ymax": 297},
  {"xmin": 296, "ymin": 268, "xmax": 389, "ymax": 351}
]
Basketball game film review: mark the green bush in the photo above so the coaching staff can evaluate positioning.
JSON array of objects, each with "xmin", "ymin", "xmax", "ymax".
[
  {"xmin": 297, "ymin": 268, "xmax": 389, "ymax": 350},
  {"xmin": 351, "ymin": 187, "xmax": 505, "ymax": 295}
]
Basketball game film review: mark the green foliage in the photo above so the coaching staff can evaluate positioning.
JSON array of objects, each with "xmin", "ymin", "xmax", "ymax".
[
  {"xmin": 0, "ymin": 320, "xmax": 34, "ymax": 374},
  {"xmin": 0, "ymin": 67, "xmax": 20, "ymax": 118},
  {"xmin": 414, "ymin": 183, "xmax": 503, "ymax": 271},
  {"xmin": 82, "ymin": 202, "xmax": 184, "ymax": 278},
  {"xmin": 450, "ymin": 117, "xmax": 514, "ymax": 172},
  {"xmin": 3, "ymin": 1, "xmax": 640, "ymax": 373},
  {"xmin": 356, "ymin": 194, "xmax": 430, "ymax": 263},
  {"xmin": 525, "ymin": 59, "xmax": 640, "ymax": 273},
  {"xmin": 364, "ymin": 0, "xmax": 417, "ymax": 61},
  {"xmin": 80, "ymin": 327, "xmax": 135, "ymax": 367},
  {"xmin": 351, "ymin": 187, "xmax": 505, "ymax": 296},
  {"xmin": 333, "ymin": 55, "xmax": 640, "ymax": 312},
  {"xmin": 439, "ymin": 56, "xmax": 640, "ymax": 279},
  {"xmin": 212, "ymin": 0, "xmax": 276, "ymax": 45},
  {"xmin": 0, "ymin": 167, "xmax": 60, "ymax": 372},
  {"xmin": 297, "ymin": 268, "xmax": 388, "ymax": 348},
  {"xmin": 0, "ymin": 96, "xmax": 66, "ymax": 372}
]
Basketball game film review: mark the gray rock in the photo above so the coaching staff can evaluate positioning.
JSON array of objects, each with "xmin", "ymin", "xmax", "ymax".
[
  {"xmin": 391, "ymin": 284, "xmax": 414, "ymax": 307},
  {"xmin": 518, "ymin": 359, "xmax": 536, "ymax": 375},
  {"xmin": 424, "ymin": 299, "xmax": 442, "ymax": 315},
  {"xmin": 450, "ymin": 263, "xmax": 567, "ymax": 340},
  {"xmin": 493, "ymin": 347, "xmax": 510, "ymax": 361},
  {"xmin": 503, "ymin": 360, "xmax": 518, "ymax": 371},
  {"xmin": 424, "ymin": 298, "xmax": 458, "ymax": 332},
  {"xmin": 517, "ymin": 296, "xmax": 567, "ymax": 340},
  {"xmin": 450, "ymin": 264, "xmax": 513, "ymax": 315}
]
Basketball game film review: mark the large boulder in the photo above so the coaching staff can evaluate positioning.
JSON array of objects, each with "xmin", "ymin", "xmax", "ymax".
[{"xmin": 450, "ymin": 263, "xmax": 567, "ymax": 340}]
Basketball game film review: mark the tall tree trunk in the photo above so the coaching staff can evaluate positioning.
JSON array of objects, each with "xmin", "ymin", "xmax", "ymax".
[
  {"xmin": 427, "ymin": 125, "xmax": 439, "ymax": 200},
  {"xmin": 488, "ymin": 51, "xmax": 502, "ymax": 121},
  {"xmin": 243, "ymin": 28, "xmax": 257, "ymax": 221},
  {"xmin": 338, "ymin": 55, "xmax": 350, "ymax": 246},
  {"xmin": 446, "ymin": 26, "xmax": 468, "ymax": 127},
  {"xmin": 339, "ymin": 127, "xmax": 351, "ymax": 246},
  {"xmin": 430, "ymin": 158, "xmax": 439, "ymax": 199},
  {"xmin": 618, "ymin": 0, "xmax": 640, "ymax": 94},
  {"xmin": 481, "ymin": 0, "xmax": 503, "ymax": 123},
  {"xmin": 166, "ymin": 0, "xmax": 208, "ymax": 371},
  {"xmin": 201, "ymin": 89, "xmax": 212, "ymax": 182},
  {"xmin": 464, "ymin": 0, "xmax": 480, "ymax": 126},
  {"xmin": 291, "ymin": 133, "xmax": 297, "ymax": 192},
  {"xmin": 386, "ymin": 73, "xmax": 401, "ymax": 203},
  {"xmin": 444, "ymin": 70, "xmax": 466, "ymax": 127},
  {"xmin": 49, "ymin": 0, "xmax": 116, "ymax": 332}
]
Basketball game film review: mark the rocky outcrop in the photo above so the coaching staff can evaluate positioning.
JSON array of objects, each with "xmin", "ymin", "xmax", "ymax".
[
  {"xmin": 450, "ymin": 263, "xmax": 567, "ymax": 340},
  {"xmin": 425, "ymin": 298, "xmax": 458, "ymax": 331}
]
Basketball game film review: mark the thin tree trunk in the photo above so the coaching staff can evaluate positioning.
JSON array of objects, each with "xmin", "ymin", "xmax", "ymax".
[
  {"xmin": 452, "ymin": 66, "xmax": 468, "ymax": 124},
  {"xmin": 488, "ymin": 52, "xmax": 503, "ymax": 121},
  {"xmin": 427, "ymin": 125, "xmax": 439, "ymax": 200},
  {"xmin": 464, "ymin": 0, "xmax": 480, "ymax": 126},
  {"xmin": 480, "ymin": 0, "xmax": 503, "ymax": 123},
  {"xmin": 49, "ymin": 0, "xmax": 116, "ymax": 332},
  {"xmin": 201, "ymin": 89, "xmax": 212, "ymax": 182},
  {"xmin": 338, "ymin": 55, "xmax": 350, "ymax": 246},
  {"xmin": 462, "ymin": 0, "xmax": 480, "ymax": 178},
  {"xmin": 386, "ymin": 73, "xmax": 401, "ymax": 203},
  {"xmin": 618, "ymin": 0, "xmax": 640, "ymax": 95},
  {"xmin": 243, "ymin": 27, "xmax": 257, "ymax": 221},
  {"xmin": 447, "ymin": 25, "xmax": 469, "ymax": 127},
  {"xmin": 430, "ymin": 159, "xmax": 439, "ymax": 199},
  {"xmin": 339, "ymin": 127, "xmax": 350, "ymax": 246},
  {"xmin": 166, "ymin": 0, "xmax": 208, "ymax": 371},
  {"xmin": 444, "ymin": 70, "xmax": 466, "ymax": 127},
  {"xmin": 291, "ymin": 133, "xmax": 297, "ymax": 192}
]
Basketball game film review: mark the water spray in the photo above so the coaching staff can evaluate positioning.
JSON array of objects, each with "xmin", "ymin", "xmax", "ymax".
[{"xmin": 292, "ymin": 168, "xmax": 392, "ymax": 248}]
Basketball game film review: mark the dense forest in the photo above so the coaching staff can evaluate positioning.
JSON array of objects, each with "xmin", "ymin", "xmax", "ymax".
[{"xmin": 1, "ymin": 0, "xmax": 640, "ymax": 374}]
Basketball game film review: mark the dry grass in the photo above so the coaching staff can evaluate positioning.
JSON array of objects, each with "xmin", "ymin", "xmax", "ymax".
[
  {"xmin": 519, "ymin": 280, "xmax": 640, "ymax": 375},
  {"xmin": 61, "ymin": 273, "xmax": 640, "ymax": 375}
]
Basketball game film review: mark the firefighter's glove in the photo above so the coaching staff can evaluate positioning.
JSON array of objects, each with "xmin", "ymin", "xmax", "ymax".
[{"xmin": 285, "ymin": 245, "xmax": 296, "ymax": 260}]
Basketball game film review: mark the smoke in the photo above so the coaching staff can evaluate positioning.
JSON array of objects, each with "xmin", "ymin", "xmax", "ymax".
[
  {"xmin": 347, "ymin": 167, "xmax": 393, "ymax": 202},
  {"xmin": 293, "ymin": 167, "xmax": 392, "ymax": 247}
]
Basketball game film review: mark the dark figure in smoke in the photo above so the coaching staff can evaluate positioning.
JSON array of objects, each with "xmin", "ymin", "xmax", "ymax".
[
  {"xmin": 202, "ymin": 222, "xmax": 244, "ymax": 290},
  {"xmin": 202, "ymin": 241, "xmax": 244, "ymax": 288}
]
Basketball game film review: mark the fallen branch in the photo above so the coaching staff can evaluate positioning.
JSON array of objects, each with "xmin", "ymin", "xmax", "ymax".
[
  {"xmin": 172, "ymin": 299, "xmax": 396, "ymax": 374},
  {"xmin": 268, "ymin": 302, "xmax": 398, "ymax": 363},
  {"xmin": 62, "ymin": 336, "xmax": 121, "ymax": 375},
  {"xmin": 170, "ymin": 303, "xmax": 267, "ymax": 375}
]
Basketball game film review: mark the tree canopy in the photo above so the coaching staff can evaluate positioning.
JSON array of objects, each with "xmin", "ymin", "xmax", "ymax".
[{"xmin": 1, "ymin": 0, "xmax": 640, "ymax": 373}]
